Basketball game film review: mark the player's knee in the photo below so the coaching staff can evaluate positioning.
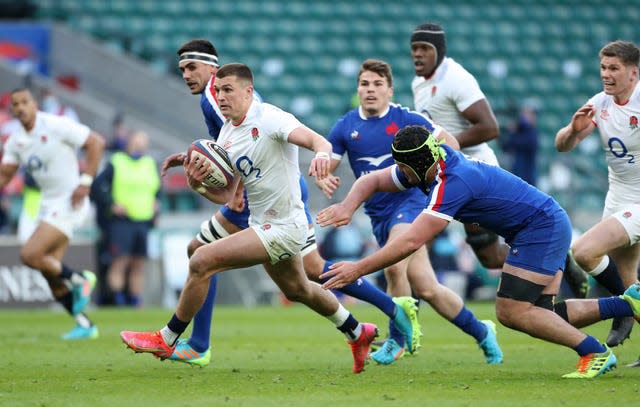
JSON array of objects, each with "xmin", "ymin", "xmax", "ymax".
[
  {"xmin": 413, "ymin": 284, "xmax": 439, "ymax": 302},
  {"xmin": 569, "ymin": 244, "xmax": 591, "ymax": 268},
  {"xmin": 466, "ymin": 229, "xmax": 498, "ymax": 252},
  {"xmin": 187, "ymin": 238, "xmax": 202, "ymax": 258},
  {"xmin": 494, "ymin": 299, "xmax": 517, "ymax": 328},
  {"xmin": 19, "ymin": 245, "xmax": 40, "ymax": 269},
  {"xmin": 280, "ymin": 282, "xmax": 309, "ymax": 303},
  {"xmin": 302, "ymin": 252, "xmax": 324, "ymax": 282},
  {"xmin": 188, "ymin": 250, "xmax": 213, "ymax": 281},
  {"xmin": 466, "ymin": 230, "xmax": 502, "ymax": 268}
]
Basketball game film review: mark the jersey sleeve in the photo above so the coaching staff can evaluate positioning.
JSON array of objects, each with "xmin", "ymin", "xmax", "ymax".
[
  {"xmin": 449, "ymin": 69, "xmax": 486, "ymax": 113},
  {"xmin": 0, "ymin": 135, "xmax": 19, "ymax": 166},
  {"xmin": 327, "ymin": 116, "xmax": 347, "ymax": 160},
  {"xmin": 52, "ymin": 115, "xmax": 91, "ymax": 148},
  {"xmin": 266, "ymin": 107, "xmax": 303, "ymax": 142}
]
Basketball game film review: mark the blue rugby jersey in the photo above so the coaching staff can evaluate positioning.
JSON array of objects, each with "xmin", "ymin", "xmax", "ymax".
[
  {"xmin": 393, "ymin": 145, "xmax": 557, "ymax": 243},
  {"xmin": 328, "ymin": 103, "xmax": 438, "ymax": 221}
]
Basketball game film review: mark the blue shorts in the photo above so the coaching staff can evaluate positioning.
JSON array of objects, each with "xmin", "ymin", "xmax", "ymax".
[
  {"xmin": 109, "ymin": 218, "xmax": 151, "ymax": 257},
  {"xmin": 370, "ymin": 202, "xmax": 423, "ymax": 247},
  {"xmin": 219, "ymin": 177, "xmax": 312, "ymax": 230},
  {"xmin": 505, "ymin": 206, "xmax": 572, "ymax": 276}
]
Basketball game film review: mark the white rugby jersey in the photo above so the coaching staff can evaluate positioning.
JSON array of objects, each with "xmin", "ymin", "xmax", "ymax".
[
  {"xmin": 412, "ymin": 57, "xmax": 497, "ymax": 162},
  {"xmin": 588, "ymin": 81, "xmax": 640, "ymax": 207},
  {"xmin": 217, "ymin": 100, "xmax": 307, "ymax": 227},
  {"xmin": 1, "ymin": 111, "xmax": 89, "ymax": 202}
]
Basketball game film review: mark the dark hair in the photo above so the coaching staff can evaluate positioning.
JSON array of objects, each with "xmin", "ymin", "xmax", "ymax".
[
  {"xmin": 10, "ymin": 87, "xmax": 31, "ymax": 95},
  {"xmin": 599, "ymin": 40, "xmax": 640, "ymax": 67},
  {"xmin": 177, "ymin": 39, "xmax": 218, "ymax": 57},
  {"xmin": 216, "ymin": 63, "xmax": 253, "ymax": 84},
  {"xmin": 392, "ymin": 125, "xmax": 441, "ymax": 187},
  {"xmin": 358, "ymin": 59, "xmax": 393, "ymax": 87}
]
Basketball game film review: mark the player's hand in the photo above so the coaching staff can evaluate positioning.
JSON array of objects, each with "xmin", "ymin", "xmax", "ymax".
[
  {"xmin": 315, "ymin": 174, "xmax": 340, "ymax": 199},
  {"xmin": 570, "ymin": 104, "xmax": 596, "ymax": 133},
  {"xmin": 161, "ymin": 152, "xmax": 187, "ymax": 176},
  {"xmin": 184, "ymin": 152, "xmax": 211, "ymax": 183},
  {"xmin": 321, "ymin": 261, "xmax": 360, "ymax": 289},
  {"xmin": 316, "ymin": 203, "xmax": 353, "ymax": 227},
  {"xmin": 308, "ymin": 152, "xmax": 330, "ymax": 180},
  {"xmin": 226, "ymin": 183, "xmax": 246, "ymax": 212},
  {"xmin": 71, "ymin": 185, "xmax": 89, "ymax": 208}
]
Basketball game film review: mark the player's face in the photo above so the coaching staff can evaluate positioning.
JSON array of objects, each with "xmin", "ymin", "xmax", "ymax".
[
  {"xmin": 397, "ymin": 163, "xmax": 420, "ymax": 185},
  {"xmin": 600, "ymin": 56, "xmax": 638, "ymax": 101},
  {"xmin": 357, "ymin": 70, "xmax": 393, "ymax": 117},
  {"xmin": 214, "ymin": 75, "xmax": 253, "ymax": 123},
  {"xmin": 411, "ymin": 43, "xmax": 437, "ymax": 77},
  {"xmin": 10, "ymin": 90, "xmax": 37, "ymax": 129},
  {"xmin": 179, "ymin": 60, "xmax": 216, "ymax": 94}
]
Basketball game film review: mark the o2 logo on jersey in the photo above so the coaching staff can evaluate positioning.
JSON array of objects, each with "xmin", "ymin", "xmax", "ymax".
[
  {"xmin": 607, "ymin": 137, "xmax": 635, "ymax": 164},
  {"xmin": 236, "ymin": 156, "xmax": 262, "ymax": 179},
  {"xmin": 26, "ymin": 154, "xmax": 45, "ymax": 173}
]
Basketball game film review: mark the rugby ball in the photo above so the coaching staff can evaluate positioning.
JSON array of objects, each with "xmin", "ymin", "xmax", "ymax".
[{"xmin": 187, "ymin": 139, "xmax": 234, "ymax": 188}]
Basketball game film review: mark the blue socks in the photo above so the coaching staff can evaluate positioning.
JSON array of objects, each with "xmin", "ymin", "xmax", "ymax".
[
  {"xmin": 187, "ymin": 274, "xmax": 218, "ymax": 353},
  {"xmin": 451, "ymin": 307, "xmax": 487, "ymax": 343},
  {"xmin": 575, "ymin": 335, "xmax": 606, "ymax": 356},
  {"xmin": 598, "ymin": 297, "xmax": 633, "ymax": 319}
]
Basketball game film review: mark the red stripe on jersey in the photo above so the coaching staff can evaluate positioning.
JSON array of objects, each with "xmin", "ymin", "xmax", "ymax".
[
  {"xmin": 430, "ymin": 159, "xmax": 447, "ymax": 211},
  {"xmin": 208, "ymin": 74, "xmax": 219, "ymax": 105}
]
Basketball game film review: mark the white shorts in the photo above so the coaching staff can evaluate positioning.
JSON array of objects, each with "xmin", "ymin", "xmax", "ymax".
[
  {"xmin": 603, "ymin": 201, "xmax": 640, "ymax": 245},
  {"xmin": 39, "ymin": 197, "xmax": 90, "ymax": 239},
  {"xmin": 300, "ymin": 226, "xmax": 318, "ymax": 257},
  {"xmin": 252, "ymin": 221, "xmax": 308, "ymax": 264}
]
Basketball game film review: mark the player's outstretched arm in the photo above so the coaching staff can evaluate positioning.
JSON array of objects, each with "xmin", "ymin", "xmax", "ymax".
[
  {"xmin": 73, "ymin": 131, "xmax": 105, "ymax": 207},
  {"xmin": 555, "ymin": 104, "xmax": 596, "ymax": 152},
  {"xmin": 287, "ymin": 125, "xmax": 332, "ymax": 180},
  {"xmin": 317, "ymin": 167, "xmax": 397, "ymax": 227},
  {"xmin": 322, "ymin": 213, "xmax": 447, "ymax": 289}
]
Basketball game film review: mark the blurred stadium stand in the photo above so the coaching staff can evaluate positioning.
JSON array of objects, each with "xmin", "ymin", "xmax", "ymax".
[
  {"xmin": 1, "ymin": 1, "xmax": 638, "ymax": 305},
  {"xmin": 18, "ymin": 0, "xmax": 637, "ymax": 228}
]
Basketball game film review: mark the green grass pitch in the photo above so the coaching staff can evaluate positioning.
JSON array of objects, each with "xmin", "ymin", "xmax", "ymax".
[{"xmin": 1, "ymin": 302, "xmax": 639, "ymax": 406}]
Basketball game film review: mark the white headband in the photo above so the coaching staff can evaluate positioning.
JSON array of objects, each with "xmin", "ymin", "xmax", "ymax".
[{"xmin": 179, "ymin": 51, "xmax": 219, "ymax": 67}]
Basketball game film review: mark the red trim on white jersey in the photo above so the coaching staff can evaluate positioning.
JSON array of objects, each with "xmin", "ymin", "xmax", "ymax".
[{"xmin": 205, "ymin": 75, "xmax": 224, "ymax": 119}]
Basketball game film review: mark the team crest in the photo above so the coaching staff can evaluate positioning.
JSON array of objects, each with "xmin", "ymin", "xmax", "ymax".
[
  {"xmin": 40, "ymin": 135, "xmax": 48, "ymax": 143},
  {"xmin": 223, "ymin": 140, "xmax": 232, "ymax": 149},
  {"xmin": 600, "ymin": 109, "xmax": 609, "ymax": 120},
  {"xmin": 386, "ymin": 122, "xmax": 399, "ymax": 136},
  {"xmin": 350, "ymin": 130, "xmax": 360, "ymax": 140},
  {"xmin": 630, "ymin": 116, "xmax": 638, "ymax": 130},
  {"xmin": 431, "ymin": 86, "xmax": 437, "ymax": 97},
  {"xmin": 623, "ymin": 211, "xmax": 632, "ymax": 218},
  {"xmin": 251, "ymin": 127, "xmax": 260, "ymax": 141},
  {"xmin": 261, "ymin": 223, "xmax": 271, "ymax": 231}
]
